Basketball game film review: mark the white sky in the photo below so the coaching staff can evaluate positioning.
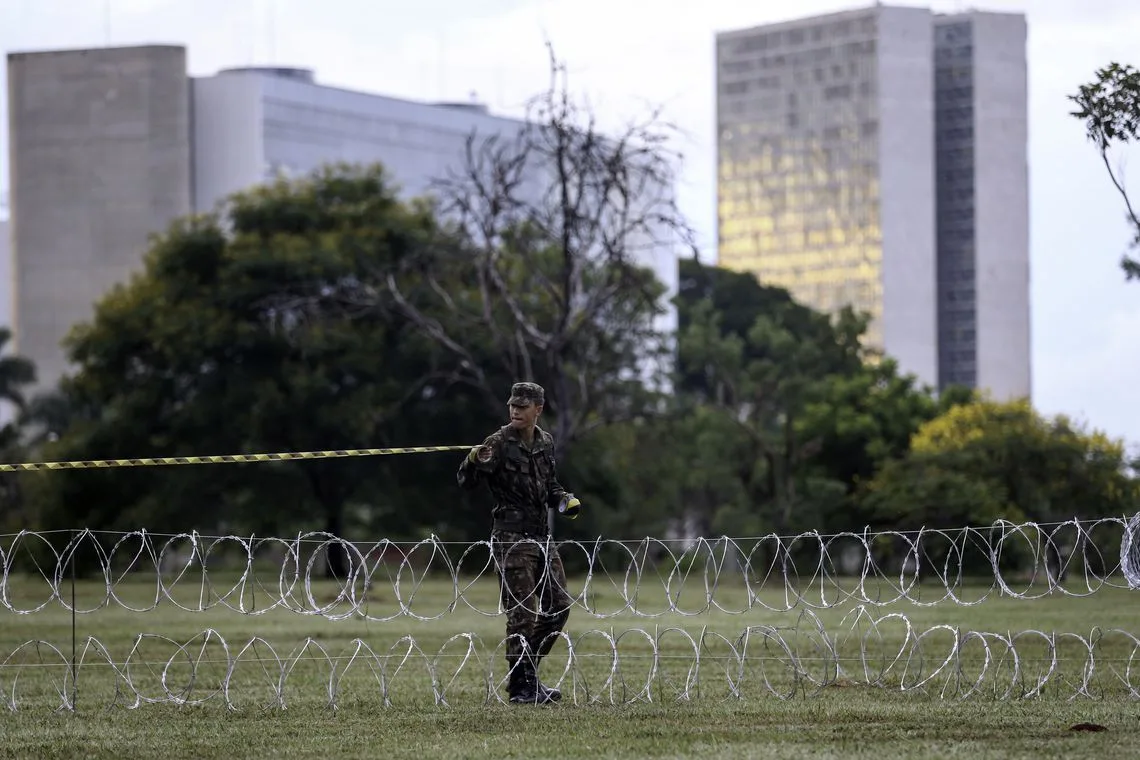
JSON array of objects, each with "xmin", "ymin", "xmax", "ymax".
[{"xmin": 2, "ymin": 0, "xmax": 1139, "ymax": 448}]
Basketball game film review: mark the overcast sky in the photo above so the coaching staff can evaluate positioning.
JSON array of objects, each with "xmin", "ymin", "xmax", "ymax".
[{"xmin": 2, "ymin": 0, "xmax": 1138, "ymax": 448}]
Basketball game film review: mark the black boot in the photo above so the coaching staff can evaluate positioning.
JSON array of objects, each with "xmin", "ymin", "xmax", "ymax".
[
  {"xmin": 536, "ymin": 678, "xmax": 562, "ymax": 702},
  {"xmin": 508, "ymin": 659, "xmax": 554, "ymax": 705}
]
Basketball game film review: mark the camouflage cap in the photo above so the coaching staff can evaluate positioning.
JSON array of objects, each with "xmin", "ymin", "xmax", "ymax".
[{"xmin": 508, "ymin": 382, "xmax": 545, "ymax": 406}]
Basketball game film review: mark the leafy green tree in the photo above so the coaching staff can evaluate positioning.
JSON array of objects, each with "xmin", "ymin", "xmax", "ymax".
[
  {"xmin": 1070, "ymin": 62, "xmax": 1140, "ymax": 279},
  {"xmin": 799, "ymin": 360, "xmax": 974, "ymax": 525},
  {"xmin": 860, "ymin": 398, "xmax": 1140, "ymax": 577},
  {"xmin": 860, "ymin": 456, "xmax": 1013, "ymax": 532},
  {"xmin": 0, "ymin": 327, "xmax": 36, "ymax": 412},
  {"xmin": 862, "ymin": 398, "xmax": 1140, "ymax": 529},
  {"xmin": 676, "ymin": 293, "xmax": 865, "ymax": 534},
  {"xmin": 674, "ymin": 257, "xmax": 975, "ymax": 535},
  {"xmin": 0, "ymin": 327, "xmax": 38, "ymax": 531},
  {"xmin": 676, "ymin": 257, "xmax": 863, "ymax": 394},
  {"xmin": 27, "ymin": 165, "xmax": 490, "ymax": 573}
]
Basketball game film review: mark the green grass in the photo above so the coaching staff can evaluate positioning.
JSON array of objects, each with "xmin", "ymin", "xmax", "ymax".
[{"xmin": 1, "ymin": 567, "xmax": 1138, "ymax": 759}]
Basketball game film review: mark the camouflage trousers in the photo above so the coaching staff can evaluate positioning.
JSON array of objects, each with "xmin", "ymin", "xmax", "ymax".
[{"xmin": 491, "ymin": 530, "xmax": 572, "ymax": 665}]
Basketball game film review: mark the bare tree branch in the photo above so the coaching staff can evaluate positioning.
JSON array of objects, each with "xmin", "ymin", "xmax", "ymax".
[
  {"xmin": 1101, "ymin": 149, "xmax": 1140, "ymax": 239},
  {"xmin": 381, "ymin": 271, "xmax": 499, "ymax": 409},
  {"xmin": 270, "ymin": 43, "xmax": 697, "ymax": 447},
  {"xmin": 1070, "ymin": 62, "xmax": 1140, "ymax": 279},
  {"xmin": 403, "ymin": 43, "xmax": 694, "ymax": 443}
]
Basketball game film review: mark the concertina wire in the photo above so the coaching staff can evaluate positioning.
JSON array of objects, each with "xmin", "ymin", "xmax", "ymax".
[{"xmin": 2, "ymin": 515, "xmax": 1140, "ymax": 710}]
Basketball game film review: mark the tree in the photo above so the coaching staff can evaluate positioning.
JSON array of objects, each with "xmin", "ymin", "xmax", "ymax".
[
  {"xmin": 674, "ymin": 258, "xmax": 980, "ymax": 535},
  {"xmin": 676, "ymin": 291, "xmax": 867, "ymax": 535},
  {"xmin": 799, "ymin": 360, "xmax": 974, "ymax": 522},
  {"xmin": 0, "ymin": 327, "xmax": 37, "ymax": 413},
  {"xmin": 292, "ymin": 44, "xmax": 692, "ymax": 448},
  {"xmin": 862, "ymin": 398, "xmax": 1140, "ymax": 529},
  {"xmin": 1070, "ymin": 62, "xmax": 1140, "ymax": 279},
  {"xmin": 28, "ymin": 165, "xmax": 486, "ymax": 574},
  {"xmin": 675, "ymin": 257, "xmax": 863, "ymax": 395},
  {"xmin": 0, "ymin": 328, "xmax": 37, "ymax": 531},
  {"xmin": 676, "ymin": 259, "xmax": 881, "ymax": 534}
]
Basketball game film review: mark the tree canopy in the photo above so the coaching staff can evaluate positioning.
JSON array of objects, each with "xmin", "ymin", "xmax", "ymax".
[{"xmin": 862, "ymin": 398, "xmax": 1140, "ymax": 530}]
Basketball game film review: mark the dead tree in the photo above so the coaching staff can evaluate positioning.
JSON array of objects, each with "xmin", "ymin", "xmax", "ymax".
[{"xmin": 379, "ymin": 44, "xmax": 697, "ymax": 445}]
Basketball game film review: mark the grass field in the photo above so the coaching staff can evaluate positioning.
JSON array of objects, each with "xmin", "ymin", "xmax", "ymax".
[{"xmin": 1, "ymin": 563, "xmax": 1139, "ymax": 759}]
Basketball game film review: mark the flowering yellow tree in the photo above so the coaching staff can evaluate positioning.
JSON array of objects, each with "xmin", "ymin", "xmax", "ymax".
[{"xmin": 865, "ymin": 398, "xmax": 1138, "ymax": 530}]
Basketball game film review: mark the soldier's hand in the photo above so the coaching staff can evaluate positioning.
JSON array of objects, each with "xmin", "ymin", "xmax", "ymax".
[
  {"xmin": 467, "ymin": 444, "xmax": 496, "ymax": 467},
  {"xmin": 558, "ymin": 494, "xmax": 581, "ymax": 519}
]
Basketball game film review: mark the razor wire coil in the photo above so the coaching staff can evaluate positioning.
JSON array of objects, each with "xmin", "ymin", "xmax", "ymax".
[
  {"xmin": 1, "ymin": 518, "xmax": 1138, "ymax": 618},
  {"xmin": 3, "ymin": 516, "xmax": 1140, "ymax": 712},
  {"xmin": 4, "ymin": 614, "xmax": 1140, "ymax": 711}
]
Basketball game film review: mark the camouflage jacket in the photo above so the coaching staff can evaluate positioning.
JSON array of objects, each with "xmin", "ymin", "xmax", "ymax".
[{"xmin": 457, "ymin": 424, "xmax": 569, "ymax": 536}]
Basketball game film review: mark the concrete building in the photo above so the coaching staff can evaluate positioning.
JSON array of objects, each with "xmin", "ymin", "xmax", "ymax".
[
  {"xmin": 7, "ymin": 45, "xmax": 193, "ymax": 392},
  {"xmin": 715, "ymin": 5, "xmax": 1030, "ymax": 400},
  {"xmin": 0, "ymin": 216, "xmax": 19, "ymax": 429},
  {"xmin": 934, "ymin": 11, "xmax": 1030, "ymax": 399},
  {"xmin": 0, "ymin": 217, "xmax": 10, "ymax": 427},
  {"xmin": 1, "ymin": 218, "xmax": 9, "ymax": 333},
  {"xmin": 7, "ymin": 51, "xmax": 680, "ymax": 394}
]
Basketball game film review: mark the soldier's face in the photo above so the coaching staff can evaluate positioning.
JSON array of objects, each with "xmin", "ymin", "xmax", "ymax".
[{"xmin": 508, "ymin": 402, "xmax": 541, "ymax": 428}]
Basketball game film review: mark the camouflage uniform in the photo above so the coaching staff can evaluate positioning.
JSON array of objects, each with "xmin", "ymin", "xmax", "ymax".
[{"xmin": 457, "ymin": 382, "xmax": 574, "ymax": 705}]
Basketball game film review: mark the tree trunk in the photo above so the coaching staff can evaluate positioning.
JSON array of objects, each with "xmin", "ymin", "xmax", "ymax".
[
  {"xmin": 306, "ymin": 466, "xmax": 351, "ymax": 580},
  {"xmin": 323, "ymin": 507, "xmax": 350, "ymax": 580},
  {"xmin": 552, "ymin": 363, "xmax": 574, "ymax": 447},
  {"xmin": 764, "ymin": 451, "xmax": 783, "ymax": 533},
  {"xmin": 781, "ymin": 417, "xmax": 797, "ymax": 531}
]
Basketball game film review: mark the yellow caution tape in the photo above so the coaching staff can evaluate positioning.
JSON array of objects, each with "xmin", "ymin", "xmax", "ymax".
[{"xmin": 0, "ymin": 445, "xmax": 475, "ymax": 473}]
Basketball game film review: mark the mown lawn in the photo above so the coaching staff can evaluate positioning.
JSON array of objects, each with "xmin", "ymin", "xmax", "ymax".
[{"xmin": 1, "ymin": 559, "xmax": 1138, "ymax": 759}]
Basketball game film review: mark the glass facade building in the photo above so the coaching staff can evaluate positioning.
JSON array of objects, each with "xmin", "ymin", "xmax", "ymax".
[
  {"xmin": 715, "ymin": 5, "xmax": 1030, "ymax": 399},
  {"xmin": 718, "ymin": 12, "xmax": 886, "ymax": 343}
]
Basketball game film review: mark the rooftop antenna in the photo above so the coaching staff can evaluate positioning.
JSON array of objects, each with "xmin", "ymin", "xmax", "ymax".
[
  {"xmin": 267, "ymin": 0, "xmax": 276, "ymax": 64},
  {"xmin": 437, "ymin": 26, "xmax": 446, "ymax": 100},
  {"xmin": 248, "ymin": 1, "xmax": 256, "ymax": 64}
]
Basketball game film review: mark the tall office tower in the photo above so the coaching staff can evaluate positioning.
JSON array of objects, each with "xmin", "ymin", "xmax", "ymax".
[
  {"xmin": 716, "ymin": 5, "xmax": 1031, "ymax": 399},
  {"xmin": 7, "ymin": 45, "xmax": 193, "ymax": 394},
  {"xmin": 716, "ymin": 5, "xmax": 938, "ymax": 387},
  {"xmin": 934, "ymin": 12, "xmax": 1030, "ymax": 399}
]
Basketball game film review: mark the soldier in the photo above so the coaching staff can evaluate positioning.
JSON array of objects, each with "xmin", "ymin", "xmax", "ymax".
[{"xmin": 457, "ymin": 382, "xmax": 581, "ymax": 705}]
